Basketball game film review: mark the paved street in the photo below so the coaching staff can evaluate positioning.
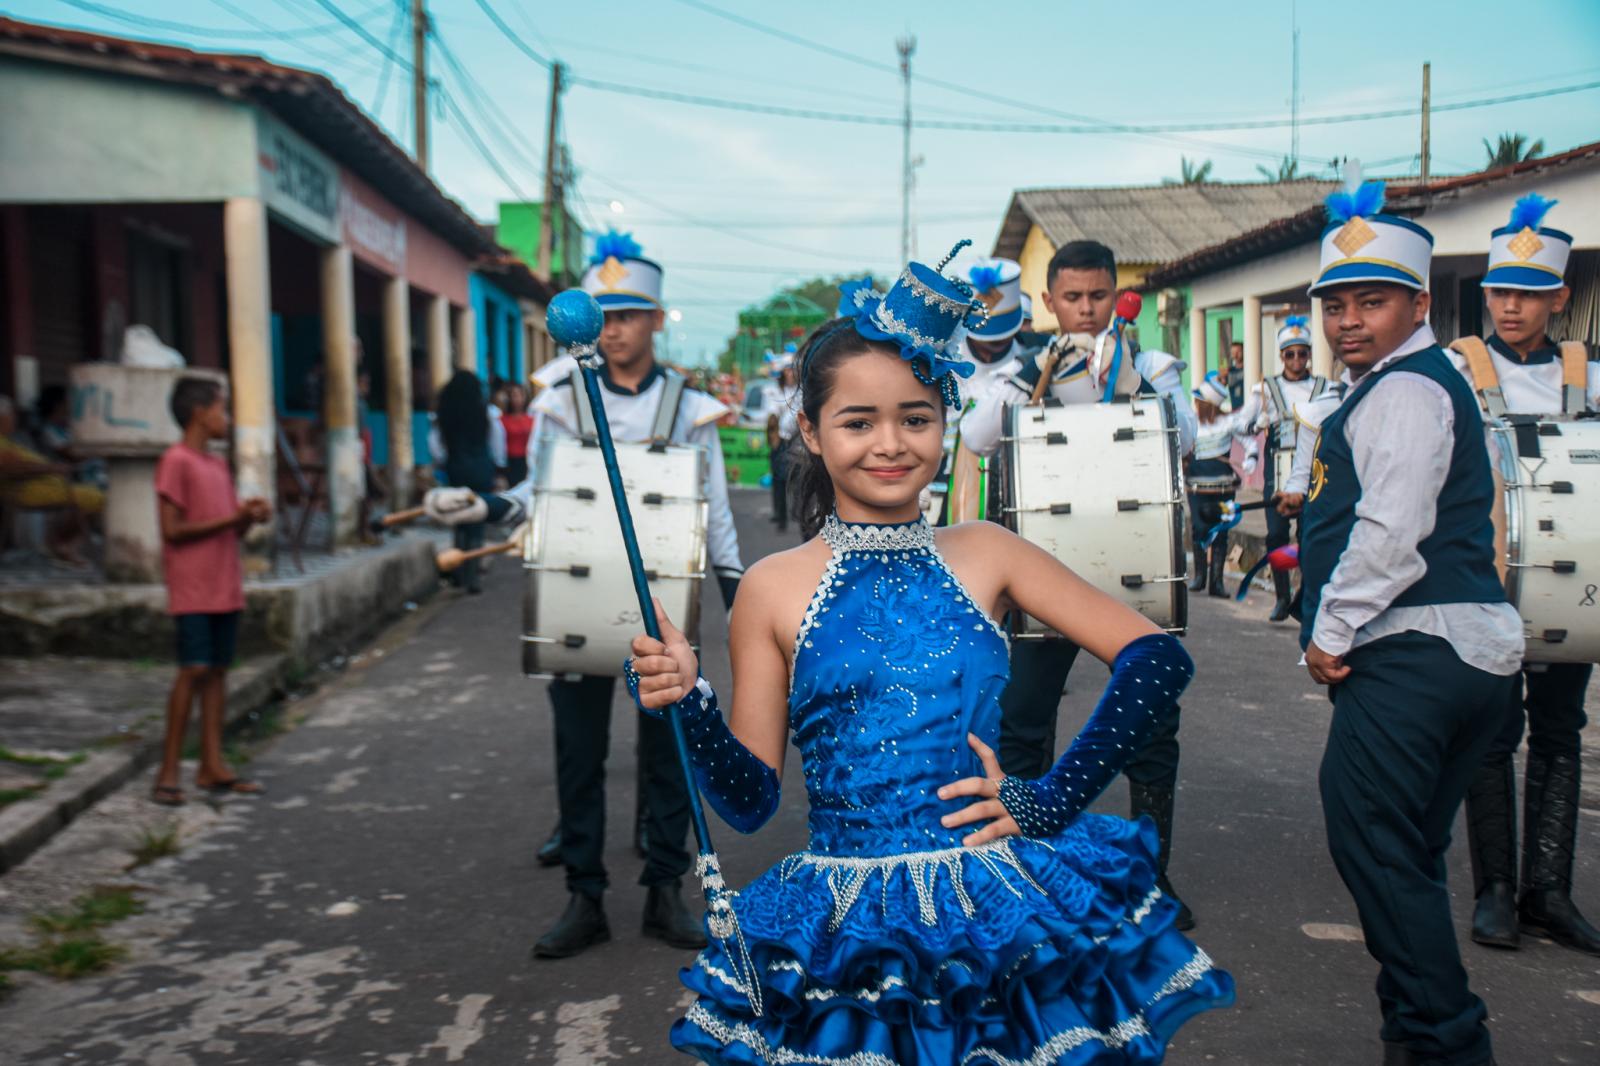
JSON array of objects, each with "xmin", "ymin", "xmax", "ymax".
[{"xmin": 1, "ymin": 488, "xmax": 1597, "ymax": 1065}]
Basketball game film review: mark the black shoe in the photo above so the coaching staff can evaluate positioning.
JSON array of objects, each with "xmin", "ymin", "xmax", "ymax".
[
  {"xmin": 642, "ymin": 882, "xmax": 708, "ymax": 950},
  {"xmin": 1188, "ymin": 549, "xmax": 1208, "ymax": 592},
  {"xmin": 1158, "ymin": 874, "xmax": 1196, "ymax": 932},
  {"xmin": 1207, "ymin": 545, "xmax": 1228, "ymax": 598},
  {"xmin": 1268, "ymin": 571, "xmax": 1292, "ymax": 622},
  {"xmin": 1466, "ymin": 757, "xmax": 1519, "ymax": 948},
  {"xmin": 1518, "ymin": 751, "xmax": 1600, "ymax": 956},
  {"xmin": 1472, "ymin": 881, "xmax": 1519, "ymax": 949},
  {"xmin": 1382, "ymin": 1042, "xmax": 1496, "ymax": 1066},
  {"xmin": 536, "ymin": 825, "xmax": 562, "ymax": 868},
  {"xmin": 532, "ymin": 893, "xmax": 610, "ymax": 959}
]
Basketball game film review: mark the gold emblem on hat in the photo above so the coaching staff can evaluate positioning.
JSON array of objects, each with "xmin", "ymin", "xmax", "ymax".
[
  {"xmin": 978, "ymin": 286, "xmax": 1004, "ymax": 311},
  {"xmin": 598, "ymin": 256, "xmax": 628, "ymax": 287},
  {"xmin": 1332, "ymin": 217, "xmax": 1378, "ymax": 257},
  {"xmin": 1507, "ymin": 226, "xmax": 1545, "ymax": 261}
]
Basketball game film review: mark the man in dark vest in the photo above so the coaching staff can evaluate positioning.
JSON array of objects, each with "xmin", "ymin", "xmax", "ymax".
[{"xmin": 1299, "ymin": 176, "xmax": 1522, "ymax": 1066}]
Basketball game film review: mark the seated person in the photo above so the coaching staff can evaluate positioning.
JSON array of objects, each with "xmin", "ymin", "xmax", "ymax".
[{"xmin": 0, "ymin": 396, "xmax": 103, "ymax": 565}]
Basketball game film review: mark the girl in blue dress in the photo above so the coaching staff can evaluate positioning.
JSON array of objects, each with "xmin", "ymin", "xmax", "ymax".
[{"xmin": 627, "ymin": 255, "xmax": 1234, "ymax": 1064}]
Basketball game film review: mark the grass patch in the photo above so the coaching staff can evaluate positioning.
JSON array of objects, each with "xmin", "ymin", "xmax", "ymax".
[
  {"xmin": 127, "ymin": 825, "xmax": 181, "ymax": 870},
  {"xmin": 0, "ymin": 785, "xmax": 45, "ymax": 808},
  {"xmin": 29, "ymin": 887, "xmax": 144, "ymax": 935},
  {"xmin": 0, "ymin": 747, "xmax": 85, "ymax": 771},
  {"xmin": 0, "ymin": 935, "xmax": 126, "ymax": 979}
]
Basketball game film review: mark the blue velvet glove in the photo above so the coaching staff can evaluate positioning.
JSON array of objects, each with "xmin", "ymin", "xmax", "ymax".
[
  {"xmin": 997, "ymin": 632, "xmax": 1194, "ymax": 837},
  {"xmin": 624, "ymin": 665, "xmax": 780, "ymax": 834}
]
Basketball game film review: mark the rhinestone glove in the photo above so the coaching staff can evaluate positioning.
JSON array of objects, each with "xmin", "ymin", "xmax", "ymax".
[
  {"xmin": 997, "ymin": 633, "xmax": 1194, "ymax": 837},
  {"xmin": 624, "ymin": 666, "xmax": 781, "ymax": 834}
]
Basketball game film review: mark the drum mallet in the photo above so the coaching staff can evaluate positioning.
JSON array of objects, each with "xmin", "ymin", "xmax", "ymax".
[
  {"xmin": 435, "ymin": 522, "xmax": 527, "ymax": 572},
  {"xmin": 369, "ymin": 506, "xmax": 426, "ymax": 535},
  {"xmin": 545, "ymin": 290, "xmax": 761, "ymax": 1015}
]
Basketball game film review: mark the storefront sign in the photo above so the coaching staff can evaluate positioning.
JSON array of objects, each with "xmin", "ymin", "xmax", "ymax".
[
  {"xmin": 341, "ymin": 172, "xmax": 407, "ymax": 274},
  {"xmin": 256, "ymin": 111, "xmax": 339, "ymax": 244}
]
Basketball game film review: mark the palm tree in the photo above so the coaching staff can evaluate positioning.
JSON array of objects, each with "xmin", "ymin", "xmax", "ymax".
[
  {"xmin": 1164, "ymin": 156, "xmax": 1214, "ymax": 186},
  {"xmin": 1483, "ymin": 133, "xmax": 1544, "ymax": 169},
  {"xmin": 1255, "ymin": 156, "xmax": 1301, "ymax": 182}
]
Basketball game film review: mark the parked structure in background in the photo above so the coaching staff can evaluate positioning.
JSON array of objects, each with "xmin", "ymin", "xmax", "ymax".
[
  {"xmin": 991, "ymin": 180, "xmax": 1338, "ymax": 387},
  {"xmin": 1140, "ymin": 142, "xmax": 1600, "ymax": 397},
  {"xmin": 0, "ymin": 17, "xmax": 553, "ymax": 570}
]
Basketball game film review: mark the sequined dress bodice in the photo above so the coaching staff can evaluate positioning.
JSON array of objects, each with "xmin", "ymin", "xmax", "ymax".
[{"xmin": 789, "ymin": 515, "xmax": 1010, "ymax": 856}]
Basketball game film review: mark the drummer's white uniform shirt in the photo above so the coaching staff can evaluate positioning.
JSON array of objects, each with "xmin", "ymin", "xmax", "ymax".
[
  {"xmin": 509, "ymin": 364, "xmax": 744, "ymax": 577},
  {"xmin": 1282, "ymin": 388, "xmax": 1346, "ymax": 496},
  {"xmin": 1234, "ymin": 375, "xmax": 1328, "ymax": 443},
  {"xmin": 1445, "ymin": 334, "xmax": 1600, "ymax": 414},
  {"xmin": 958, "ymin": 342, "xmax": 1197, "ymax": 457}
]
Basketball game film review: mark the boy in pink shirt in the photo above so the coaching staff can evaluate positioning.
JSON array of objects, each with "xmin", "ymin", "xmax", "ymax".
[{"xmin": 151, "ymin": 379, "xmax": 270, "ymax": 806}]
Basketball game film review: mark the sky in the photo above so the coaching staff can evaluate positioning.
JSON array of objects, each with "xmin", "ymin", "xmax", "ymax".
[{"xmin": 10, "ymin": 0, "xmax": 1600, "ymax": 364}]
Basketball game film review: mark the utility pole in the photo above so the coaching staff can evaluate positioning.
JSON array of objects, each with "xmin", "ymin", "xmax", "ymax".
[
  {"xmin": 1290, "ymin": 1, "xmax": 1300, "ymax": 169},
  {"xmin": 1419, "ymin": 62, "xmax": 1432, "ymax": 185},
  {"xmin": 538, "ymin": 61, "xmax": 565, "ymax": 284},
  {"xmin": 411, "ymin": 0, "xmax": 428, "ymax": 170},
  {"xmin": 896, "ymin": 34, "xmax": 916, "ymax": 267}
]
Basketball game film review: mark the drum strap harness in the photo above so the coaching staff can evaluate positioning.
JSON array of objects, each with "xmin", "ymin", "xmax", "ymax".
[
  {"xmin": 1452, "ymin": 336, "xmax": 1588, "ymax": 417},
  {"xmin": 1266, "ymin": 375, "xmax": 1328, "ymax": 449},
  {"xmin": 569, "ymin": 366, "xmax": 688, "ymax": 448}
]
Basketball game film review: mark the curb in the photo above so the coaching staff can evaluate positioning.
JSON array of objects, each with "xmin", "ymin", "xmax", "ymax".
[{"xmin": 0, "ymin": 654, "xmax": 290, "ymax": 874}]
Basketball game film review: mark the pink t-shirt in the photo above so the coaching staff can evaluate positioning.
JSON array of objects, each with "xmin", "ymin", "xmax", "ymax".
[{"xmin": 155, "ymin": 443, "xmax": 245, "ymax": 615}]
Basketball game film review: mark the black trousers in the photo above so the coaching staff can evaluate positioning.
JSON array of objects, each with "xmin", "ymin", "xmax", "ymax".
[
  {"xmin": 1263, "ymin": 445, "xmax": 1297, "ymax": 552},
  {"xmin": 997, "ymin": 638, "xmax": 1181, "ymax": 786},
  {"xmin": 548, "ymin": 675, "xmax": 691, "ymax": 900},
  {"xmin": 451, "ymin": 522, "xmax": 485, "ymax": 591},
  {"xmin": 1319, "ymin": 632, "xmax": 1516, "ymax": 1064},
  {"xmin": 1187, "ymin": 491, "xmax": 1233, "ymax": 546},
  {"xmin": 769, "ymin": 445, "xmax": 789, "ymax": 530},
  {"xmin": 1483, "ymin": 661, "xmax": 1592, "ymax": 763}
]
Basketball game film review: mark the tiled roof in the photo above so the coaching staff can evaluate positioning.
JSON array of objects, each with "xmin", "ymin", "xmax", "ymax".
[
  {"xmin": 0, "ymin": 15, "xmax": 502, "ymax": 260},
  {"xmin": 1140, "ymin": 140, "xmax": 1600, "ymax": 289},
  {"xmin": 993, "ymin": 180, "xmax": 1340, "ymax": 265}
]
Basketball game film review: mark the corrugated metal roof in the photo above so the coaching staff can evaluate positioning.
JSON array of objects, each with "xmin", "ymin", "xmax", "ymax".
[{"xmin": 993, "ymin": 180, "xmax": 1340, "ymax": 264}]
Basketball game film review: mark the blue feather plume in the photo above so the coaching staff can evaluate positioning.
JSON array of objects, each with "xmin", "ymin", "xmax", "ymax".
[
  {"xmin": 967, "ymin": 263, "xmax": 1004, "ymax": 295},
  {"xmin": 590, "ymin": 229, "xmax": 643, "ymax": 265},
  {"xmin": 1325, "ymin": 180, "xmax": 1387, "ymax": 223},
  {"xmin": 1285, "ymin": 314, "xmax": 1309, "ymax": 330},
  {"xmin": 1508, "ymin": 193, "xmax": 1557, "ymax": 232}
]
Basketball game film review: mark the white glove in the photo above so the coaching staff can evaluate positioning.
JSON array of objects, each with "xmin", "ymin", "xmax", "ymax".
[
  {"xmin": 1241, "ymin": 456, "xmax": 1259, "ymax": 476},
  {"xmin": 424, "ymin": 486, "xmax": 487, "ymax": 526}
]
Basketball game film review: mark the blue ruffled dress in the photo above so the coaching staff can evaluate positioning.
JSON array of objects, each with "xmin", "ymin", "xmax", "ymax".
[{"xmin": 674, "ymin": 515, "xmax": 1234, "ymax": 1064}]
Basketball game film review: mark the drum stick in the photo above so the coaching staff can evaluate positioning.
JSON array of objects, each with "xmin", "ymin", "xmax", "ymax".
[
  {"xmin": 370, "ymin": 506, "xmax": 426, "ymax": 533},
  {"xmin": 435, "ymin": 522, "xmax": 526, "ymax": 572},
  {"xmin": 1028, "ymin": 341, "xmax": 1062, "ymax": 405}
]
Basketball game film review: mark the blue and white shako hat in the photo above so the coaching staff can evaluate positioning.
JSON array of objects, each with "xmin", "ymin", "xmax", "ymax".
[
  {"xmin": 1307, "ymin": 163, "xmax": 1433, "ymax": 296},
  {"xmin": 833, "ymin": 240, "xmax": 987, "ymax": 408},
  {"xmin": 1194, "ymin": 375, "xmax": 1228, "ymax": 406},
  {"xmin": 1483, "ymin": 193, "xmax": 1570, "ymax": 291},
  {"xmin": 964, "ymin": 257, "xmax": 1024, "ymax": 341},
  {"xmin": 1277, "ymin": 314, "xmax": 1313, "ymax": 351},
  {"xmin": 581, "ymin": 230, "xmax": 663, "ymax": 311}
]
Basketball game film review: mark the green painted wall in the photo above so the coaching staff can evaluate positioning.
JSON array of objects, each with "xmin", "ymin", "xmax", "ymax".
[
  {"xmin": 496, "ymin": 201, "xmax": 585, "ymax": 285},
  {"xmin": 1133, "ymin": 286, "xmax": 1198, "ymax": 391},
  {"xmin": 0, "ymin": 56, "xmax": 256, "ymax": 202}
]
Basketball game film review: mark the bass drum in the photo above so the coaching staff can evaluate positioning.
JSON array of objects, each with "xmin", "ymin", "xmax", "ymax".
[
  {"xmin": 1271, "ymin": 446, "xmax": 1296, "ymax": 497},
  {"xmin": 1488, "ymin": 415, "xmax": 1600, "ymax": 664},
  {"xmin": 1001, "ymin": 395, "xmax": 1188, "ymax": 634},
  {"xmin": 522, "ymin": 435, "xmax": 707, "ymax": 679}
]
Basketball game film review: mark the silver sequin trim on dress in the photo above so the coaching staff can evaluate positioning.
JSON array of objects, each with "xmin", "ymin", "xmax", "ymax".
[{"xmin": 820, "ymin": 514, "xmax": 935, "ymax": 553}]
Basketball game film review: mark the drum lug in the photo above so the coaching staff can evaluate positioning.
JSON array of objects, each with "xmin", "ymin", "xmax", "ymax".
[
  {"xmin": 1046, "ymin": 432, "xmax": 1068, "ymax": 445},
  {"xmin": 1540, "ymin": 628, "xmax": 1568, "ymax": 644},
  {"xmin": 521, "ymin": 634, "xmax": 589, "ymax": 649},
  {"xmin": 1552, "ymin": 560, "xmax": 1577, "ymax": 574},
  {"xmin": 1050, "ymin": 503, "xmax": 1072, "ymax": 516},
  {"xmin": 1550, "ymin": 481, "xmax": 1574, "ymax": 494},
  {"xmin": 1117, "ymin": 499, "xmax": 1140, "ymax": 511},
  {"xmin": 1120, "ymin": 575, "xmax": 1144, "ymax": 588},
  {"xmin": 1114, "ymin": 427, "xmax": 1135, "ymax": 442},
  {"xmin": 642, "ymin": 492, "xmax": 664, "ymax": 505},
  {"xmin": 1539, "ymin": 519, "xmax": 1555, "ymax": 531}
]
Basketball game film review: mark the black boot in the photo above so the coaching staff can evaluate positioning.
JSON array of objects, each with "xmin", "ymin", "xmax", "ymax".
[
  {"xmin": 1207, "ymin": 544, "xmax": 1228, "ymax": 598},
  {"xmin": 1268, "ymin": 571, "xmax": 1293, "ymax": 622},
  {"xmin": 642, "ymin": 881, "xmax": 708, "ymax": 949},
  {"xmin": 1518, "ymin": 751, "xmax": 1600, "ymax": 956},
  {"xmin": 536, "ymin": 823, "xmax": 562, "ymax": 868},
  {"xmin": 1465, "ymin": 757, "xmax": 1518, "ymax": 948},
  {"xmin": 1188, "ymin": 548, "xmax": 1208, "ymax": 592},
  {"xmin": 1129, "ymin": 781, "xmax": 1195, "ymax": 931},
  {"xmin": 532, "ymin": 893, "xmax": 611, "ymax": 959}
]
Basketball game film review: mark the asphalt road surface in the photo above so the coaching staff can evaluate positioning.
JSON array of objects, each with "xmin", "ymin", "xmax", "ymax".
[{"xmin": 1, "ymin": 488, "xmax": 1596, "ymax": 1064}]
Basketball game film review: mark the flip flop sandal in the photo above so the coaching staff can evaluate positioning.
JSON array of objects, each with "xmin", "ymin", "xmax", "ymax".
[
  {"xmin": 199, "ymin": 778, "xmax": 264, "ymax": 795},
  {"xmin": 151, "ymin": 785, "xmax": 186, "ymax": 807}
]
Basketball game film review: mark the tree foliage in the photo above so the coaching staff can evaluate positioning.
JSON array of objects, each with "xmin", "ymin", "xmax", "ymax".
[{"xmin": 1483, "ymin": 133, "xmax": 1544, "ymax": 168}]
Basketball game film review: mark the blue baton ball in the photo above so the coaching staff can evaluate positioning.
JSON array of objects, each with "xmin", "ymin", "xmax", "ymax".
[{"xmin": 546, "ymin": 289, "xmax": 604, "ymax": 349}]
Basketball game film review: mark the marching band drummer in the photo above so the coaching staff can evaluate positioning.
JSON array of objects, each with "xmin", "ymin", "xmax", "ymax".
[
  {"xmin": 1186, "ymin": 375, "xmax": 1258, "ymax": 599},
  {"xmin": 1298, "ymin": 178, "xmax": 1522, "ymax": 1066},
  {"xmin": 1234, "ymin": 317, "xmax": 1331, "ymax": 620},
  {"xmin": 958, "ymin": 239, "xmax": 1200, "ymax": 929},
  {"xmin": 425, "ymin": 232, "xmax": 745, "ymax": 961},
  {"xmin": 1449, "ymin": 194, "xmax": 1600, "ymax": 958}
]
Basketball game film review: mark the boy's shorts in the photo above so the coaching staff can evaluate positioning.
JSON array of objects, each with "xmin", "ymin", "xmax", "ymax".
[{"xmin": 175, "ymin": 612, "xmax": 240, "ymax": 668}]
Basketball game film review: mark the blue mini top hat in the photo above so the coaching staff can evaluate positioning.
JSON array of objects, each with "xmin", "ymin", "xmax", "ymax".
[
  {"xmin": 1277, "ymin": 314, "xmax": 1313, "ymax": 352},
  {"xmin": 1308, "ymin": 163, "xmax": 1433, "ymax": 296},
  {"xmin": 965, "ymin": 257, "xmax": 1024, "ymax": 342},
  {"xmin": 581, "ymin": 230, "xmax": 664, "ymax": 311},
  {"xmin": 833, "ymin": 240, "xmax": 984, "ymax": 408},
  {"xmin": 1482, "ymin": 193, "xmax": 1571, "ymax": 291}
]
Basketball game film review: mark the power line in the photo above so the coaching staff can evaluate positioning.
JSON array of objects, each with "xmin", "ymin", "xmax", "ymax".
[
  {"xmin": 437, "ymin": 88, "xmax": 537, "ymax": 201},
  {"xmin": 370, "ymin": 0, "xmax": 407, "ymax": 120},
  {"xmin": 307, "ymin": 0, "xmax": 412, "ymax": 70},
  {"xmin": 469, "ymin": 0, "xmax": 551, "ymax": 69},
  {"xmin": 433, "ymin": 32, "xmax": 545, "ymax": 179},
  {"xmin": 51, "ymin": 0, "xmax": 391, "ymax": 40}
]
